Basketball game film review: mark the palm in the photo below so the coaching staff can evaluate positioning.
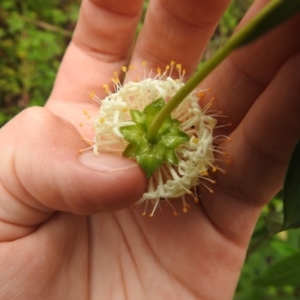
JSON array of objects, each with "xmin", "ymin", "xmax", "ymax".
[
  {"xmin": 1, "ymin": 0, "xmax": 300, "ymax": 299},
  {"xmin": 2, "ymin": 207, "xmax": 243, "ymax": 299}
]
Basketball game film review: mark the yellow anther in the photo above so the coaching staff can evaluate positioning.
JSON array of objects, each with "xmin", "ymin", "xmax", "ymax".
[
  {"xmin": 122, "ymin": 108, "xmax": 128, "ymax": 113},
  {"xmin": 194, "ymin": 197, "xmax": 199, "ymax": 203},
  {"xmin": 183, "ymin": 207, "xmax": 188, "ymax": 213},
  {"xmin": 121, "ymin": 66, "xmax": 127, "ymax": 72},
  {"xmin": 170, "ymin": 61, "xmax": 175, "ymax": 66},
  {"xmin": 103, "ymin": 84, "xmax": 110, "ymax": 93},
  {"xmin": 197, "ymin": 91, "xmax": 204, "ymax": 98},
  {"xmin": 165, "ymin": 65, "xmax": 170, "ymax": 71},
  {"xmin": 142, "ymin": 61, "xmax": 147, "ymax": 66},
  {"xmin": 89, "ymin": 91, "xmax": 96, "ymax": 99},
  {"xmin": 111, "ymin": 77, "xmax": 120, "ymax": 84},
  {"xmin": 99, "ymin": 117, "xmax": 106, "ymax": 123},
  {"xmin": 83, "ymin": 109, "xmax": 88, "ymax": 116},
  {"xmin": 200, "ymin": 171, "xmax": 209, "ymax": 176},
  {"xmin": 157, "ymin": 67, "xmax": 161, "ymax": 75},
  {"xmin": 129, "ymin": 65, "xmax": 134, "ymax": 70},
  {"xmin": 192, "ymin": 137, "xmax": 199, "ymax": 143},
  {"xmin": 176, "ymin": 63, "xmax": 182, "ymax": 71}
]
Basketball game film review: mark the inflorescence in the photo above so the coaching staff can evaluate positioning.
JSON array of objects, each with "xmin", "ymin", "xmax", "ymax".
[{"xmin": 80, "ymin": 62, "xmax": 230, "ymax": 217}]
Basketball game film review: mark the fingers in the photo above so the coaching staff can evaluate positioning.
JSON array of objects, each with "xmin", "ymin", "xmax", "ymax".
[
  {"xmin": 196, "ymin": 0, "xmax": 300, "ymax": 246},
  {"xmin": 0, "ymin": 107, "xmax": 147, "ymax": 241},
  {"xmin": 235, "ymin": 52, "xmax": 300, "ymax": 197},
  {"xmin": 202, "ymin": 0, "xmax": 300, "ymax": 132},
  {"xmin": 47, "ymin": 0, "xmax": 144, "ymax": 109},
  {"xmin": 202, "ymin": 52, "xmax": 300, "ymax": 247},
  {"xmin": 129, "ymin": 0, "xmax": 230, "ymax": 77}
]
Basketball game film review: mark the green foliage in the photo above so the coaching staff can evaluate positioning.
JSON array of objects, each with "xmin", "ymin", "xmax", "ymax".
[
  {"xmin": 0, "ymin": 0, "xmax": 79, "ymax": 126},
  {"xmin": 204, "ymin": 0, "xmax": 254, "ymax": 60},
  {"xmin": 237, "ymin": 0, "xmax": 300, "ymax": 47},
  {"xmin": 254, "ymin": 252, "xmax": 300, "ymax": 287},
  {"xmin": 265, "ymin": 140, "xmax": 300, "ymax": 234},
  {"xmin": 235, "ymin": 199, "xmax": 300, "ymax": 299},
  {"xmin": 235, "ymin": 227, "xmax": 300, "ymax": 298},
  {"xmin": 281, "ymin": 140, "xmax": 300, "ymax": 230}
]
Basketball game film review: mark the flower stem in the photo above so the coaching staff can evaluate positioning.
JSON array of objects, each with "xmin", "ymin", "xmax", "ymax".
[{"xmin": 147, "ymin": 0, "xmax": 300, "ymax": 142}]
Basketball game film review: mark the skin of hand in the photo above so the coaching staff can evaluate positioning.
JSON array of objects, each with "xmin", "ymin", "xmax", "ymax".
[{"xmin": 0, "ymin": 0, "xmax": 300, "ymax": 299}]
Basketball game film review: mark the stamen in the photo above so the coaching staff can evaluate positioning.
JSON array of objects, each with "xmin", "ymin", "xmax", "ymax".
[
  {"xmin": 142, "ymin": 200, "xmax": 149, "ymax": 216},
  {"xmin": 103, "ymin": 84, "xmax": 110, "ymax": 94},
  {"xmin": 199, "ymin": 181, "xmax": 214, "ymax": 193},
  {"xmin": 164, "ymin": 198, "xmax": 179, "ymax": 216},
  {"xmin": 181, "ymin": 196, "xmax": 190, "ymax": 213},
  {"xmin": 215, "ymin": 122, "xmax": 232, "ymax": 129},
  {"xmin": 149, "ymin": 199, "xmax": 160, "ymax": 217}
]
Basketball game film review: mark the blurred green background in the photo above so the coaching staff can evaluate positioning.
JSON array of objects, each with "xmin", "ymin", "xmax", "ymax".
[{"xmin": 1, "ymin": 0, "xmax": 300, "ymax": 298}]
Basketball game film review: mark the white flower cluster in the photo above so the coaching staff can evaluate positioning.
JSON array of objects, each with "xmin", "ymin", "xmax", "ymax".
[{"xmin": 91, "ymin": 64, "xmax": 219, "ymax": 216}]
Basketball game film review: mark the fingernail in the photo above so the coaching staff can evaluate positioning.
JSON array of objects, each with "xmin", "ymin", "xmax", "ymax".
[{"xmin": 79, "ymin": 151, "xmax": 138, "ymax": 172}]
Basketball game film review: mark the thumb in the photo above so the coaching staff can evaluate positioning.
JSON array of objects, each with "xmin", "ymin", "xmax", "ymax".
[{"xmin": 0, "ymin": 107, "xmax": 146, "ymax": 240}]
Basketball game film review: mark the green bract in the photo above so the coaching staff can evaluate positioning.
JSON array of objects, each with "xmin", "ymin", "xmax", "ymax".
[{"xmin": 120, "ymin": 98, "xmax": 189, "ymax": 178}]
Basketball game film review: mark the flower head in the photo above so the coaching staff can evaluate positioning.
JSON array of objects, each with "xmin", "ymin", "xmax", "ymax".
[{"xmin": 87, "ymin": 63, "xmax": 227, "ymax": 216}]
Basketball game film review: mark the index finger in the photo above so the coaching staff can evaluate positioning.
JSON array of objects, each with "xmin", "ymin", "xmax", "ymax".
[
  {"xmin": 129, "ymin": 0, "xmax": 230, "ymax": 77},
  {"xmin": 47, "ymin": 0, "xmax": 144, "ymax": 111}
]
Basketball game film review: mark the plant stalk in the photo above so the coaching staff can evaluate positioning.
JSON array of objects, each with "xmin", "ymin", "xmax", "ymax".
[{"xmin": 147, "ymin": 0, "xmax": 300, "ymax": 142}]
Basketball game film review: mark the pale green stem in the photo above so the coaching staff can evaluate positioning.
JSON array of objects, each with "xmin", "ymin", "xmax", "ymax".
[{"xmin": 147, "ymin": 0, "xmax": 300, "ymax": 142}]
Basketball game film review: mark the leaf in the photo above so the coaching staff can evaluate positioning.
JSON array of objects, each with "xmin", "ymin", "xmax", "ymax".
[
  {"xmin": 265, "ymin": 139, "xmax": 300, "ymax": 234},
  {"xmin": 123, "ymin": 143, "xmax": 137, "ymax": 157},
  {"xmin": 270, "ymin": 239, "xmax": 299, "ymax": 257},
  {"xmin": 143, "ymin": 98, "xmax": 165, "ymax": 132},
  {"xmin": 238, "ymin": 0, "xmax": 300, "ymax": 47},
  {"xmin": 265, "ymin": 212, "xmax": 284, "ymax": 235},
  {"xmin": 130, "ymin": 109, "xmax": 145, "ymax": 124},
  {"xmin": 120, "ymin": 124, "xmax": 145, "ymax": 143},
  {"xmin": 136, "ymin": 140, "xmax": 165, "ymax": 178},
  {"xmin": 161, "ymin": 127, "xmax": 189, "ymax": 149},
  {"xmin": 254, "ymin": 252, "xmax": 300, "ymax": 287},
  {"xmin": 158, "ymin": 115, "xmax": 173, "ymax": 135},
  {"xmin": 164, "ymin": 149, "xmax": 178, "ymax": 165},
  {"xmin": 282, "ymin": 139, "xmax": 300, "ymax": 231}
]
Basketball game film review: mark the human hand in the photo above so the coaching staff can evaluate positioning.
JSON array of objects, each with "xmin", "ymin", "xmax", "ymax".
[{"xmin": 1, "ymin": 0, "xmax": 300, "ymax": 299}]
